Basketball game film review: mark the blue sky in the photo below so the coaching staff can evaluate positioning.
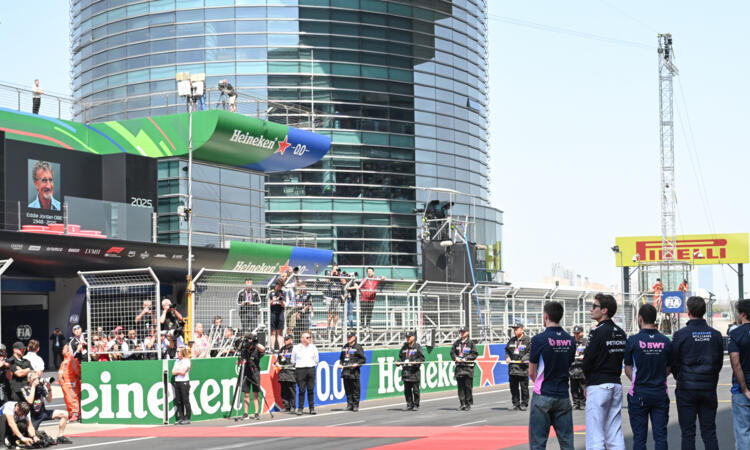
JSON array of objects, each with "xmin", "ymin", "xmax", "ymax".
[{"xmin": 1, "ymin": 1, "xmax": 748, "ymax": 294}]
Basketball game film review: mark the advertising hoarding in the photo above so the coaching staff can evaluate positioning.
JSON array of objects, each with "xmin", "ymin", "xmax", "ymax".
[{"xmin": 614, "ymin": 233, "xmax": 749, "ymax": 267}]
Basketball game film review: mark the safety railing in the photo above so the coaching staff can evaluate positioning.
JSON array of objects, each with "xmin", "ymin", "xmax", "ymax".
[{"xmin": 0, "ymin": 82, "xmax": 74, "ymax": 120}]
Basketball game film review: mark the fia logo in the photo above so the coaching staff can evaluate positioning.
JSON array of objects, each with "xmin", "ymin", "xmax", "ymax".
[
  {"xmin": 16, "ymin": 325, "xmax": 32, "ymax": 340},
  {"xmin": 664, "ymin": 296, "xmax": 682, "ymax": 309}
]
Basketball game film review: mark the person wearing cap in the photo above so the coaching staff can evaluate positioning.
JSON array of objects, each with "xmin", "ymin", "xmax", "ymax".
[
  {"xmin": 569, "ymin": 325, "xmax": 587, "ymax": 410},
  {"xmin": 7, "ymin": 343, "xmax": 32, "ymax": 403},
  {"xmin": 340, "ymin": 332, "xmax": 366, "ymax": 412},
  {"xmin": 396, "ymin": 331, "xmax": 424, "ymax": 411},
  {"xmin": 451, "ymin": 326, "xmax": 478, "ymax": 411},
  {"xmin": 505, "ymin": 322, "xmax": 531, "ymax": 410},
  {"xmin": 274, "ymin": 335, "xmax": 296, "ymax": 413}
]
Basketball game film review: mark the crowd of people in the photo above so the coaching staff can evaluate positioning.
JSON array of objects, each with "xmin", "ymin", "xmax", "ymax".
[{"xmin": 0, "ymin": 337, "xmax": 79, "ymax": 449}]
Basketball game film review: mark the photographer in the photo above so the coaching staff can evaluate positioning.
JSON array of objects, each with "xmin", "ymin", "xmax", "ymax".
[
  {"xmin": 274, "ymin": 335, "xmax": 296, "ymax": 413},
  {"xmin": 160, "ymin": 298, "xmax": 184, "ymax": 333},
  {"xmin": 0, "ymin": 350, "xmax": 11, "ymax": 406},
  {"xmin": 22, "ymin": 372, "xmax": 71, "ymax": 444},
  {"xmin": 134, "ymin": 300, "xmax": 157, "ymax": 340},
  {"xmin": 217, "ymin": 79, "xmax": 238, "ymax": 112},
  {"xmin": 325, "ymin": 270, "xmax": 345, "ymax": 335},
  {"xmin": 107, "ymin": 327, "xmax": 129, "ymax": 360},
  {"xmin": 268, "ymin": 279, "xmax": 287, "ymax": 351},
  {"xmin": 237, "ymin": 334, "xmax": 265, "ymax": 420},
  {"xmin": 237, "ymin": 279, "xmax": 261, "ymax": 334},
  {"xmin": 0, "ymin": 401, "xmax": 38, "ymax": 448},
  {"xmin": 171, "ymin": 347, "xmax": 191, "ymax": 425}
]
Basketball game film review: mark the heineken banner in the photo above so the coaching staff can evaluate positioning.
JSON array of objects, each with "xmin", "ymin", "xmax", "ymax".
[
  {"xmin": 0, "ymin": 108, "xmax": 330, "ymax": 173},
  {"xmin": 81, "ymin": 344, "xmax": 509, "ymax": 424}
]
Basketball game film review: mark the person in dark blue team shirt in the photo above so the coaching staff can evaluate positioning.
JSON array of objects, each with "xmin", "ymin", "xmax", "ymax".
[
  {"xmin": 670, "ymin": 296, "xmax": 724, "ymax": 450},
  {"xmin": 728, "ymin": 299, "xmax": 750, "ymax": 450},
  {"xmin": 528, "ymin": 301, "xmax": 576, "ymax": 450},
  {"xmin": 624, "ymin": 304, "xmax": 672, "ymax": 450}
]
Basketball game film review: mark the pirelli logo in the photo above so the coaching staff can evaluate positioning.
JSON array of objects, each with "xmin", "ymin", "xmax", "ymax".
[
  {"xmin": 635, "ymin": 238, "xmax": 727, "ymax": 262},
  {"xmin": 615, "ymin": 233, "xmax": 748, "ymax": 267}
]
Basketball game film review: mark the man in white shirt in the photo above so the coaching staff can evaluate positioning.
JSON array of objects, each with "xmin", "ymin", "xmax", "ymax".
[
  {"xmin": 22, "ymin": 340, "xmax": 44, "ymax": 376},
  {"xmin": 32, "ymin": 79, "xmax": 43, "ymax": 115},
  {"xmin": 0, "ymin": 401, "xmax": 38, "ymax": 447},
  {"xmin": 292, "ymin": 333, "xmax": 319, "ymax": 415}
]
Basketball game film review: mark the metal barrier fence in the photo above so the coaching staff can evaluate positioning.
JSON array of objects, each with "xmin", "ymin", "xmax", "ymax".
[
  {"xmin": 78, "ymin": 268, "xmax": 162, "ymax": 360},
  {"xmin": 78, "ymin": 266, "xmax": 629, "ymax": 356}
]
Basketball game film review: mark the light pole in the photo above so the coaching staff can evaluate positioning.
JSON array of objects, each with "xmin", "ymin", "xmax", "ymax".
[{"xmin": 176, "ymin": 71, "xmax": 204, "ymax": 338}]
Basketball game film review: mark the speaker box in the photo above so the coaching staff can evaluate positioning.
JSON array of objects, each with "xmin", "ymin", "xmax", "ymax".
[{"xmin": 421, "ymin": 241, "xmax": 477, "ymax": 283}]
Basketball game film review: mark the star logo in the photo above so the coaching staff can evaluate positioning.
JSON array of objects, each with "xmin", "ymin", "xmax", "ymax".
[
  {"xmin": 475, "ymin": 344, "xmax": 500, "ymax": 387},
  {"xmin": 258, "ymin": 353, "xmax": 283, "ymax": 413},
  {"xmin": 274, "ymin": 136, "xmax": 291, "ymax": 155},
  {"xmin": 278, "ymin": 263, "xmax": 292, "ymax": 275}
]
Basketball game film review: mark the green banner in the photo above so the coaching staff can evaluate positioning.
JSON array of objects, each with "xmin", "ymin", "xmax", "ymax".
[{"xmin": 80, "ymin": 344, "xmax": 509, "ymax": 424}]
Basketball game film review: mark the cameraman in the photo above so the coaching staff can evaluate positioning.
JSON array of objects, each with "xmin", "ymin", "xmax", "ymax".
[
  {"xmin": 134, "ymin": 300, "xmax": 157, "ymax": 340},
  {"xmin": 0, "ymin": 401, "xmax": 38, "ymax": 448},
  {"xmin": 217, "ymin": 79, "xmax": 237, "ymax": 112},
  {"xmin": 22, "ymin": 373, "xmax": 71, "ymax": 444},
  {"xmin": 160, "ymin": 298, "xmax": 184, "ymax": 333},
  {"xmin": 238, "ymin": 334, "xmax": 265, "ymax": 420}
]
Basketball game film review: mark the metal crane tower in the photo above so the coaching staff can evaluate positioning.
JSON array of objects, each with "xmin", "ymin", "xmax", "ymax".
[{"xmin": 658, "ymin": 34, "xmax": 678, "ymax": 261}]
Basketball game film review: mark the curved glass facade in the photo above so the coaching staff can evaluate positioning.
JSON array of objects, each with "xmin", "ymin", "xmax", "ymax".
[{"xmin": 71, "ymin": 0, "xmax": 502, "ymax": 280}]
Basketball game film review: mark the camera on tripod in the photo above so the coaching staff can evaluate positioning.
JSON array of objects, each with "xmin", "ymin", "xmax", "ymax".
[{"xmin": 234, "ymin": 333, "xmax": 258, "ymax": 359}]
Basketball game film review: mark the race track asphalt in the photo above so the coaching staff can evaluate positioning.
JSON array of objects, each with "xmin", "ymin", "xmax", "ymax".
[{"xmin": 51, "ymin": 357, "xmax": 737, "ymax": 450}]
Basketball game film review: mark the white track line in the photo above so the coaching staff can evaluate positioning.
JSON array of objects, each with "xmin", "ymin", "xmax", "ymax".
[
  {"xmin": 453, "ymin": 419, "xmax": 487, "ymax": 427},
  {"xmin": 229, "ymin": 387, "xmax": 510, "ymax": 427},
  {"xmin": 326, "ymin": 420, "xmax": 365, "ymax": 427},
  {"xmin": 62, "ymin": 437, "xmax": 155, "ymax": 450}
]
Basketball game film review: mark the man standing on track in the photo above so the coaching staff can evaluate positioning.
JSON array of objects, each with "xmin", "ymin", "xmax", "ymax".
[
  {"xmin": 505, "ymin": 322, "xmax": 530, "ymax": 411},
  {"xmin": 292, "ymin": 332, "xmax": 319, "ymax": 415},
  {"xmin": 582, "ymin": 293, "xmax": 627, "ymax": 450},
  {"xmin": 670, "ymin": 296, "xmax": 723, "ymax": 450},
  {"xmin": 397, "ymin": 331, "xmax": 424, "ymax": 411},
  {"xmin": 728, "ymin": 299, "xmax": 750, "ymax": 450},
  {"xmin": 528, "ymin": 301, "xmax": 576, "ymax": 450},
  {"xmin": 451, "ymin": 326, "xmax": 477, "ymax": 411},
  {"xmin": 339, "ymin": 332, "xmax": 366, "ymax": 412},
  {"xmin": 275, "ymin": 335, "xmax": 296, "ymax": 413},
  {"xmin": 624, "ymin": 304, "xmax": 672, "ymax": 450}
]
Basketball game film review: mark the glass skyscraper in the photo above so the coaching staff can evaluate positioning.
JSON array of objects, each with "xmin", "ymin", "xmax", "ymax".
[{"xmin": 71, "ymin": 0, "xmax": 502, "ymax": 280}]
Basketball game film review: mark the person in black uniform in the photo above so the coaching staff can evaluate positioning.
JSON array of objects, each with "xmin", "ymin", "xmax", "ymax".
[
  {"xmin": 340, "ymin": 332, "xmax": 366, "ymax": 412},
  {"xmin": 396, "ymin": 331, "xmax": 424, "ymax": 411},
  {"xmin": 451, "ymin": 326, "xmax": 478, "ymax": 411},
  {"xmin": 569, "ymin": 325, "xmax": 587, "ymax": 410},
  {"xmin": 670, "ymin": 296, "xmax": 724, "ymax": 450},
  {"xmin": 238, "ymin": 279, "xmax": 262, "ymax": 334},
  {"xmin": 505, "ymin": 322, "xmax": 531, "ymax": 410},
  {"xmin": 274, "ymin": 335, "xmax": 296, "ymax": 413},
  {"xmin": 237, "ymin": 333, "xmax": 265, "ymax": 420}
]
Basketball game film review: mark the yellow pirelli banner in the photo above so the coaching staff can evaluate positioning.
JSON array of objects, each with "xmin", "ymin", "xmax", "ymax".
[{"xmin": 615, "ymin": 233, "xmax": 749, "ymax": 267}]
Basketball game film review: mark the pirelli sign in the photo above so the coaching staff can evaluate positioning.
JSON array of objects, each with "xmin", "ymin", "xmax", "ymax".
[{"xmin": 615, "ymin": 233, "xmax": 749, "ymax": 267}]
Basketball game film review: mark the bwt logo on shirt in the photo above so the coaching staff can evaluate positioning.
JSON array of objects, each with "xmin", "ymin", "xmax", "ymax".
[
  {"xmin": 639, "ymin": 341, "xmax": 665, "ymax": 349},
  {"xmin": 548, "ymin": 338, "xmax": 572, "ymax": 347}
]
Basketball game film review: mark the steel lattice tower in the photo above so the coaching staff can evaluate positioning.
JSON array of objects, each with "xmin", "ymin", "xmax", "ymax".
[{"xmin": 658, "ymin": 34, "xmax": 678, "ymax": 261}]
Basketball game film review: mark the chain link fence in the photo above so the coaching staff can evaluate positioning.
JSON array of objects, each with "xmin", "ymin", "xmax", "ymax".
[
  {"xmin": 75, "ymin": 266, "xmax": 630, "ymax": 355},
  {"xmin": 78, "ymin": 268, "xmax": 161, "ymax": 361}
]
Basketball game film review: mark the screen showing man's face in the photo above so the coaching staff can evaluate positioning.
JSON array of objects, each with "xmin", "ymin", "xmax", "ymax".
[{"xmin": 34, "ymin": 168, "xmax": 54, "ymax": 202}]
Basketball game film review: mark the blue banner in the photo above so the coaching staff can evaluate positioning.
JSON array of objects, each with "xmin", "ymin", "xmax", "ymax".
[{"xmin": 661, "ymin": 291, "xmax": 685, "ymax": 313}]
